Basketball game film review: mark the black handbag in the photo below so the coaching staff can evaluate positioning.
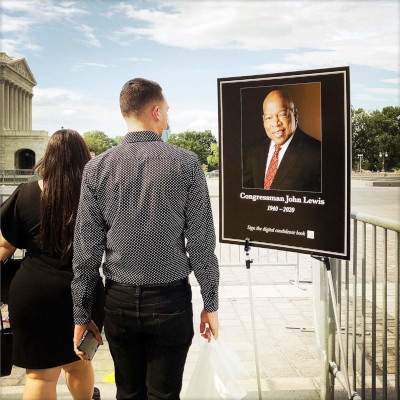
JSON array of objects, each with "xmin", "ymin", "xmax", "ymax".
[{"xmin": 0, "ymin": 308, "xmax": 13, "ymax": 377}]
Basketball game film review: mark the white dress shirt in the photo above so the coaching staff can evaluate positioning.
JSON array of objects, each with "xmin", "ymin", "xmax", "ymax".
[{"xmin": 264, "ymin": 131, "xmax": 295, "ymax": 179}]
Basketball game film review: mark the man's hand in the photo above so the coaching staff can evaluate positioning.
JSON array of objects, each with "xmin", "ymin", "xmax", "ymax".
[
  {"xmin": 73, "ymin": 320, "xmax": 103, "ymax": 360},
  {"xmin": 200, "ymin": 309, "xmax": 219, "ymax": 342}
]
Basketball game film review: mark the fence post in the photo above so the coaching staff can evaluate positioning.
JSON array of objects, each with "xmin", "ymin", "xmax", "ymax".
[{"xmin": 313, "ymin": 257, "xmax": 335, "ymax": 400}]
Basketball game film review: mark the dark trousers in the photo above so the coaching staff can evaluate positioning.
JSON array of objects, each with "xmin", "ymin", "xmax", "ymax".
[{"xmin": 104, "ymin": 280, "xmax": 194, "ymax": 400}]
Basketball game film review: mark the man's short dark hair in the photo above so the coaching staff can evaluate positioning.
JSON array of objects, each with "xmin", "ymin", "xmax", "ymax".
[{"xmin": 120, "ymin": 78, "xmax": 163, "ymax": 117}]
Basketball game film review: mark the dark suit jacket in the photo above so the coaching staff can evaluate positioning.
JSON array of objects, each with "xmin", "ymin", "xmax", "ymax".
[{"xmin": 243, "ymin": 128, "xmax": 321, "ymax": 192}]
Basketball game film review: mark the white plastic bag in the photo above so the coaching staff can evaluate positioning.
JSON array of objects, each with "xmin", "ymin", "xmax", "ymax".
[{"xmin": 185, "ymin": 335, "xmax": 250, "ymax": 400}]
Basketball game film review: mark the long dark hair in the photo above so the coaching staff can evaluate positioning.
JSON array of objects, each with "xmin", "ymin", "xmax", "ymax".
[{"xmin": 33, "ymin": 129, "xmax": 91, "ymax": 263}]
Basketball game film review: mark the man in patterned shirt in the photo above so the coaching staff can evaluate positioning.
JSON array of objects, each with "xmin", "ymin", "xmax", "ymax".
[{"xmin": 71, "ymin": 78, "xmax": 219, "ymax": 399}]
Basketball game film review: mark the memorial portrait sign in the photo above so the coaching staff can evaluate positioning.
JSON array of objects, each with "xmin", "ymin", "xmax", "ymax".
[{"xmin": 218, "ymin": 67, "xmax": 351, "ymax": 259}]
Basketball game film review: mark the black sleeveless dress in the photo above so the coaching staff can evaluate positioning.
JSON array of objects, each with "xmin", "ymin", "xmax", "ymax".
[{"xmin": 1, "ymin": 181, "xmax": 105, "ymax": 369}]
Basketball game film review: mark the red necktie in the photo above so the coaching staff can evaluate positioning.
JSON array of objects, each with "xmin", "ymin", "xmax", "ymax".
[{"xmin": 264, "ymin": 145, "xmax": 281, "ymax": 189}]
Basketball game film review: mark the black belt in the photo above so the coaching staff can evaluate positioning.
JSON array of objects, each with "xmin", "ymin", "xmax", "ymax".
[{"xmin": 109, "ymin": 277, "xmax": 189, "ymax": 288}]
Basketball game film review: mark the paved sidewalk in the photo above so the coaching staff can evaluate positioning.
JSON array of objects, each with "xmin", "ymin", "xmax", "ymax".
[{"xmin": 1, "ymin": 263, "xmax": 330, "ymax": 400}]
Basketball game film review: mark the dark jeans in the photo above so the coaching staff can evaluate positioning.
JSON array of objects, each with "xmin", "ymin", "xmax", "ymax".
[{"xmin": 104, "ymin": 280, "xmax": 194, "ymax": 400}]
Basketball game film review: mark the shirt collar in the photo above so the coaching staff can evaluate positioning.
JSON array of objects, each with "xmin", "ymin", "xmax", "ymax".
[{"xmin": 122, "ymin": 131, "xmax": 163, "ymax": 144}]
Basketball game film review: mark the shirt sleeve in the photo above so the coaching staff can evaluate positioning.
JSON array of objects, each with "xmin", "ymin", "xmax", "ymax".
[
  {"xmin": 0, "ymin": 184, "xmax": 27, "ymax": 249},
  {"xmin": 184, "ymin": 158, "xmax": 219, "ymax": 313},
  {"xmin": 71, "ymin": 166, "xmax": 106, "ymax": 325}
]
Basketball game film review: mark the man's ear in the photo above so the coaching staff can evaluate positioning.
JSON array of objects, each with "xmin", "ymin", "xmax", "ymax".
[
  {"xmin": 293, "ymin": 109, "xmax": 299, "ymax": 124},
  {"xmin": 152, "ymin": 105, "xmax": 160, "ymax": 121}
]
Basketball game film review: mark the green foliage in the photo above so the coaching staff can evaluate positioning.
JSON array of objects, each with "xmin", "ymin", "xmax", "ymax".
[
  {"xmin": 83, "ymin": 131, "xmax": 116, "ymax": 155},
  {"xmin": 167, "ymin": 130, "xmax": 217, "ymax": 168},
  {"xmin": 351, "ymin": 106, "xmax": 400, "ymax": 171},
  {"xmin": 207, "ymin": 142, "xmax": 219, "ymax": 171},
  {"xmin": 113, "ymin": 136, "xmax": 124, "ymax": 146}
]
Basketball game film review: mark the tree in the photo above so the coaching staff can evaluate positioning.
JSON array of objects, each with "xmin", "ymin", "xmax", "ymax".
[
  {"xmin": 167, "ymin": 130, "xmax": 217, "ymax": 166},
  {"xmin": 351, "ymin": 107, "xmax": 376, "ymax": 170},
  {"xmin": 377, "ymin": 107, "xmax": 400, "ymax": 170},
  {"xmin": 83, "ymin": 131, "xmax": 115, "ymax": 155},
  {"xmin": 113, "ymin": 136, "xmax": 124, "ymax": 146},
  {"xmin": 207, "ymin": 142, "xmax": 219, "ymax": 171},
  {"xmin": 352, "ymin": 106, "xmax": 400, "ymax": 171}
]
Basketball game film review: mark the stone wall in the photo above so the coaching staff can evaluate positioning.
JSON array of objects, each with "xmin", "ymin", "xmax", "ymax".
[
  {"xmin": 0, "ymin": 52, "xmax": 49, "ymax": 170},
  {"xmin": 0, "ymin": 130, "xmax": 48, "ymax": 169}
]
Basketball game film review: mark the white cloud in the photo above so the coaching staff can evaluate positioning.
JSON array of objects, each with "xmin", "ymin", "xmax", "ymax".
[
  {"xmin": 34, "ymin": 88, "xmax": 83, "ymax": 104},
  {"xmin": 81, "ymin": 63, "xmax": 110, "ymax": 68},
  {"xmin": 1, "ymin": 15, "xmax": 34, "ymax": 33},
  {"xmin": 127, "ymin": 57, "xmax": 153, "ymax": 62},
  {"xmin": 1, "ymin": 0, "xmax": 88, "ymax": 19},
  {"xmin": 351, "ymin": 83, "xmax": 400, "ymax": 104},
  {"xmin": 253, "ymin": 64, "xmax": 302, "ymax": 73},
  {"xmin": 76, "ymin": 25, "xmax": 102, "ymax": 48},
  {"xmin": 170, "ymin": 108, "xmax": 218, "ymax": 136},
  {"xmin": 0, "ymin": 38, "xmax": 26, "ymax": 57},
  {"xmin": 71, "ymin": 62, "xmax": 114, "ymax": 72},
  {"xmin": 32, "ymin": 87, "xmax": 125, "ymax": 136},
  {"xmin": 353, "ymin": 94, "xmax": 388, "ymax": 102},
  {"xmin": 61, "ymin": 109, "xmax": 76, "ymax": 116},
  {"xmin": 2, "ymin": 0, "xmax": 88, "ymax": 55},
  {"xmin": 366, "ymin": 87, "xmax": 400, "ymax": 96},
  {"xmin": 111, "ymin": 1, "xmax": 399, "ymax": 72},
  {"xmin": 381, "ymin": 78, "xmax": 400, "ymax": 84},
  {"xmin": 60, "ymin": 1, "xmax": 78, "ymax": 7}
]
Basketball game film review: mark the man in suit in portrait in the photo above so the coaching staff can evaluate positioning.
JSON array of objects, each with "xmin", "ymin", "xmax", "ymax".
[{"xmin": 243, "ymin": 90, "xmax": 321, "ymax": 192}]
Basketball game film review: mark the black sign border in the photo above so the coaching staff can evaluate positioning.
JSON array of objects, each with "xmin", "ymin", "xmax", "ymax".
[{"xmin": 218, "ymin": 67, "xmax": 351, "ymax": 260}]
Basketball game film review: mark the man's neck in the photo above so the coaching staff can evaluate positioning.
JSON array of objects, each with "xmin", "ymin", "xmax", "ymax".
[{"xmin": 126, "ymin": 120, "xmax": 155, "ymax": 133}]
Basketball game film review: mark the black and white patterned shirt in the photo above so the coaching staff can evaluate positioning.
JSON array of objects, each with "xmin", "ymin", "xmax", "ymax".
[{"xmin": 71, "ymin": 131, "xmax": 219, "ymax": 325}]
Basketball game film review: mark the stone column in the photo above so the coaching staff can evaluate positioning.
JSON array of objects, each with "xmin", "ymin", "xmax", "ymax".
[
  {"xmin": 21, "ymin": 90, "xmax": 24, "ymax": 130},
  {"xmin": 9, "ymin": 84, "xmax": 14, "ymax": 130},
  {"xmin": 0, "ymin": 79, "xmax": 4, "ymax": 130},
  {"xmin": 14, "ymin": 86, "xmax": 19, "ymax": 130},
  {"xmin": 15, "ymin": 87, "xmax": 19, "ymax": 130},
  {"xmin": 12, "ymin": 85, "xmax": 17, "ymax": 130},
  {"xmin": 29, "ymin": 94, "xmax": 33, "ymax": 130},
  {"xmin": 25, "ymin": 92, "xmax": 29, "ymax": 130},
  {"xmin": 4, "ymin": 81, "xmax": 9, "ymax": 129},
  {"xmin": 27, "ymin": 93, "xmax": 30, "ymax": 130},
  {"xmin": 22, "ymin": 91, "xmax": 25, "ymax": 130},
  {"xmin": 19, "ymin": 87, "xmax": 24, "ymax": 130}
]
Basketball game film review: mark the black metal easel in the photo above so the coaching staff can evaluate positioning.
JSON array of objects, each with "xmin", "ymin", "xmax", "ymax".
[{"xmin": 245, "ymin": 238, "xmax": 262, "ymax": 400}]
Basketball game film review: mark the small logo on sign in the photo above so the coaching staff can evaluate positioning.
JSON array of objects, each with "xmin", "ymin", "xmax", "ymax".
[{"xmin": 307, "ymin": 230, "xmax": 315, "ymax": 239}]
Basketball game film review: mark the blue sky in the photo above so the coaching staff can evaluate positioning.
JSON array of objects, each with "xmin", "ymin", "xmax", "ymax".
[{"xmin": 2, "ymin": 0, "xmax": 399, "ymax": 138}]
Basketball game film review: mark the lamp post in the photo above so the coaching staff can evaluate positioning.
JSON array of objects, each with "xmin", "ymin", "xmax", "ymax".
[
  {"xmin": 379, "ymin": 151, "xmax": 388, "ymax": 172},
  {"xmin": 357, "ymin": 154, "xmax": 363, "ymax": 173}
]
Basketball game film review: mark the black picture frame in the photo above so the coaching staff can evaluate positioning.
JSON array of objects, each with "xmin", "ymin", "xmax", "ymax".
[{"xmin": 218, "ymin": 67, "xmax": 351, "ymax": 260}]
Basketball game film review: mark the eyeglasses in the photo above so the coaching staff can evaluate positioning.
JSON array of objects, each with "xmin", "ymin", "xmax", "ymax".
[{"xmin": 262, "ymin": 109, "xmax": 294, "ymax": 122}]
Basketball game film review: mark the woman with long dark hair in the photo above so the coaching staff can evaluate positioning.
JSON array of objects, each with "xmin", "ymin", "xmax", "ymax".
[{"xmin": 0, "ymin": 129, "xmax": 104, "ymax": 400}]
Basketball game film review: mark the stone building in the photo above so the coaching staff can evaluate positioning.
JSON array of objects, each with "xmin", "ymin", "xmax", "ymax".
[{"xmin": 0, "ymin": 52, "xmax": 49, "ymax": 170}]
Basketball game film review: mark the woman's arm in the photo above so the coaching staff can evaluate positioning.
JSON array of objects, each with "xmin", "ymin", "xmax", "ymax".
[{"xmin": 0, "ymin": 231, "xmax": 17, "ymax": 261}]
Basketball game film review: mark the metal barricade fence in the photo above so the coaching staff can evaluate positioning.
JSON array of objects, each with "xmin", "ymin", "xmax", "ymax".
[
  {"xmin": 0, "ymin": 169, "xmax": 35, "ymax": 185},
  {"xmin": 0, "ymin": 193, "xmax": 8, "ymax": 204},
  {"xmin": 316, "ymin": 212, "xmax": 399, "ymax": 400},
  {"xmin": 216, "ymin": 241, "xmax": 299, "ymax": 267}
]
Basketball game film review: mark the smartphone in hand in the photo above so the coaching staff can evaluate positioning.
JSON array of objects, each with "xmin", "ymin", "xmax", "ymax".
[{"xmin": 77, "ymin": 329, "xmax": 99, "ymax": 361}]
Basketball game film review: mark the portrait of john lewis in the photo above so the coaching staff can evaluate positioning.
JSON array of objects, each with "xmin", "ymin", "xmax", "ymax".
[{"xmin": 243, "ymin": 89, "xmax": 321, "ymax": 192}]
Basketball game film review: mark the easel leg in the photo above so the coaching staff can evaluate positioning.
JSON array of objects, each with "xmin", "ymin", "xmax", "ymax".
[{"xmin": 245, "ymin": 239, "xmax": 262, "ymax": 400}]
